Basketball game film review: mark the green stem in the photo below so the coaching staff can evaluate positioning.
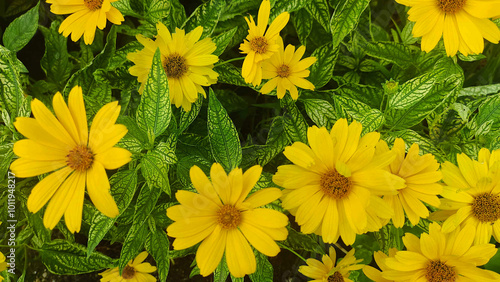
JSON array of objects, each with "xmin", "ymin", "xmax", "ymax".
[
  {"xmin": 215, "ymin": 57, "xmax": 245, "ymax": 67},
  {"xmin": 277, "ymin": 242, "xmax": 307, "ymax": 262}
]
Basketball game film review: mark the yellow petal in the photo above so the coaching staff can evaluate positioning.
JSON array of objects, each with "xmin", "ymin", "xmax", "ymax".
[
  {"xmin": 68, "ymin": 86, "xmax": 88, "ymax": 144},
  {"xmin": 27, "ymin": 166, "xmax": 73, "ymax": 213},
  {"xmin": 10, "ymin": 158, "xmax": 67, "ymax": 178},
  {"xmin": 225, "ymin": 229, "xmax": 256, "ymax": 278},
  {"xmin": 31, "ymin": 98, "xmax": 76, "ymax": 146},
  {"xmin": 13, "ymin": 139, "xmax": 68, "ymax": 161},
  {"xmin": 239, "ymin": 221, "xmax": 281, "ymax": 256},
  {"xmin": 237, "ymin": 165, "xmax": 263, "ymax": 205},
  {"xmin": 86, "ymin": 161, "xmax": 119, "ymax": 217},
  {"xmin": 196, "ymin": 225, "xmax": 226, "ymax": 276},
  {"xmin": 43, "ymin": 171, "xmax": 81, "ymax": 229},
  {"xmin": 63, "ymin": 171, "xmax": 86, "ymax": 233},
  {"xmin": 13, "ymin": 117, "xmax": 69, "ymax": 149},
  {"xmin": 94, "ymin": 147, "xmax": 131, "ymax": 170},
  {"xmin": 52, "ymin": 92, "xmax": 80, "ymax": 144}
]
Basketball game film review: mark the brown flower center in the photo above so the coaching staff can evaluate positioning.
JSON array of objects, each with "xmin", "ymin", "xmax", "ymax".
[
  {"xmin": 471, "ymin": 193, "xmax": 500, "ymax": 222},
  {"xmin": 250, "ymin": 36, "xmax": 268, "ymax": 54},
  {"xmin": 163, "ymin": 54, "xmax": 188, "ymax": 79},
  {"xmin": 436, "ymin": 0, "xmax": 466, "ymax": 13},
  {"xmin": 425, "ymin": 260, "xmax": 456, "ymax": 282},
  {"xmin": 217, "ymin": 205, "xmax": 241, "ymax": 229},
  {"xmin": 121, "ymin": 265, "xmax": 136, "ymax": 279},
  {"xmin": 277, "ymin": 64, "xmax": 290, "ymax": 78},
  {"xmin": 66, "ymin": 145, "xmax": 94, "ymax": 172},
  {"xmin": 328, "ymin": 271, "xmax": 344, "ymax": 282},
  {"xmin": 83, "ymin": 0, "xmax": 103, "ymax": 11},
  {"xmin": 320, "ymin": 169, "xmax": 352, "ymax": 199}
]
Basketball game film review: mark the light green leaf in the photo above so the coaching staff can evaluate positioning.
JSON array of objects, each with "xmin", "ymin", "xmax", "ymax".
[
  {"xmin": 212, "ymin": 27, "xmax": 238, "ymax": 56},
  {"xmin": 249, "ymin": 251, "xmax": 273, "ymax": 282},
  {"xmin": 208, "ymin": 88, "xmax": 242, "ymax": 171},
  {"xmin": 293, "ymin": 9, "xmax": 313, "ymax": 45},
  {"xmin": 270, "ymin": 0, "xmax": 310, "ymax": 20},
  {"xmin": 330, "ymin": 0, "xmax": 370, "ymax": 50},
  {"xmin": 388, "ymin": 69, "xmax": 442, "ymax": 110},
  {"xmin": 334, "ymin": 95, "xmax": 385, "ymax": 134},
  {"xmin": 184, "ymin": 0, "xmax": 225, "ymax": 39},
  {"xmin": 214, "ymin": 255, "xmax": 230, "ymax": 282},
  {"xmin": 141, "ymin": 138, "xmax": 176, "ymax": 195},
  {"xmin": 459, "ymin": 84, "xmax": 500, "ymax": 97},
  {"xmin": 145, "ymin": 229, "xmax": 170, "ymax": 282},
  {"xmin": 476, "ymin": 95, "xmax": 500, "ymax": 134},
  {"xmin": 214, "ymin": 62, "xmax": 249, "ymax": 87},
  {"xmin": 309, "ymin": 43, "xmax": 338, "ymax": 89},
  {"xmin": 2, "ymin": 2, "xmax": 39, "ymax": 52},
  {"xmin": 281, "ymin": 96, "xmax": 308, "ymax": 144},
  {"xmin": 136, "ymin": 48, "xmax": 171, "ymax": 138},
  {"xmin": 166, "ymin": 0, "xmax": 186, "ymax": 30},
  {"xmin": 305, "ymin": 0, "xmax": 331, "ymax": 33},
  {"xmin": 302, "ymin": 98, "xmax": 337, "ymax": 128},
  {"xmin": 387, "ymin": 129, "xmax": 446, "ymax": 162},
  {"xmin": 279, "ymin": 227, "xmax": 325, "ymax": 254},
  {"xmin": 334, "ymin": 78, "xmax": 383, "ymax": 109},
  {"xmin": 0, "ymin": 46, "xmax": 24, "ymax": 118},
  {"xmin": 178, "ymin": 93, "xmax": 203, "ymax": 133},
  {"xmin": 145, "ymin": 0, "xmax": 170, "ymax": 22},
  {"xmin": 363, "ymin": 41, "xmax": 417, "ymax": 68},
  {"xmin": 39, "ymin": 21, "xmax": 72, "ymax": 87}
]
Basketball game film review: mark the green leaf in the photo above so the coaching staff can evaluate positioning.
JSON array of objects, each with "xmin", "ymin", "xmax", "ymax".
[
  {"xmin": 0, "ymin": 46, "xmax": 24, "ymax": 118},
  {"xmin": 213, "ymin": 255, "xmax": 230, "ymax": 282},
  {"xmin": 2, "ymin": 2, "xmax": 39, "ymax": 52},
  {"xmin": 281, "ymin": 96, "xmax": 308, "ymax": 144},
  {"xmin": 141, "ymin": 137, "xmax": 177, "ymax": 195},
  {"xmin": 212, "ymin": 27, "xmax": 238, "ymax": 56},
  {"xmin": 459, "ymin": 84, "xmax": 500, "ymax": 97},
  {"xmin": 270, "ymin": 0, "xmax": 310, "ymax": 20},
  {"xmin": 145, "ymin": 229, "xmax": 170, "ymax": 282},
  {"xmin": 387, "ymin": 129, "xmax": 446, "ymax": 162},
  {"xmin": 165, "ymin": 0, "xmax": 187, "ymax": 30},
  {"xmin": 279, "ymin": 227, "xmax": 325, "ymax": 254},
  {"xmin": 87, "ymin": 169, "xmax": 138, "ymax": 256},
  {"xmin": 257, "ymin": 116, "xmax": 290, "ymax": 166},
  {"xmin": 388, "ymin": 69, "xmax": 442, "ymax": 110},
  {"xmin": 40, "ymin": 240, "xmax": 113, "ymax": 275},
  {"xmin": 178, "ymin": 93, "xmax": 203, "ymax": 133},
  {"xmin": 476, "ymin": 95, "xmax": 500, "ymax": 134},
  {"xmin": 373, "ymin": 224, "xmax": 403, "ymax": 253},
  {"xmin": 363, "ymin": 41, "xmax": 417, "ymax": 68},
  {"xmin": 302, "ymin": 98, "xmax": 337, "ymax": 128},
  {"xmin": 184, "ymin": 0, "xmax": 225, "ymax": 39},
  {"xmin": 309, "ymin": 43, "xmax": 338, "ymax": 89},
  {"xmin": 334, "ymin": 95, "xmax": 385, "ymax": 134},
  {"xmin": 330, "ymin": 0, "xmax": 370, "ymax": 50},
  {"xmin": 136, "ymin": 48, "xmax": 171, "ymax": 138},
  {"xmin": 334, "ymin": 78, "xmax": 383, "ymax": 109},
  {"xmin": 249, "ymin": 251, "xmax": 273, "ymax": 282},
  {"xmin": 145, "ymin": 0, "xmax": 170, "ymax": 22},
  {"xmin": 293, "ymin": 9, "xmax": 313, "ymax": 45},
  {"xmin": 39, "ymin": 21, "xmax": 72, "ymax": 87},
  {"xmin": 208, "ymin": 88, "xmax": 242, "ymax": 171},
  {"xmin": 305, "ymin": 0, "xmax": 331, "ymax": 33},
  {"xmin": 214, "ymin": 62, "xmax": 249, "ymax": 87}
]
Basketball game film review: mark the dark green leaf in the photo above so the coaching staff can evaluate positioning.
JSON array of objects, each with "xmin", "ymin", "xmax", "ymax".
[
  {"xmin": 476, "ymin": 95, "xmax": 500, "ymax": 134},
  {"xmin": 0, "ymin": 46, "xmax": 24, "ymax": 118},
  {"xmin": 249, "ymin": 251, "xmax": 273, "ymax": 282},
  {"xmin": 302, "ymin": 98, "xmax": 337, "ymax": 128},
  {"xmin": 2, "ymin": 2, "xmax": 39, "ymax": 52},
  {"xmin": 279, "ymin": 227, "xmax": 325, "ymax": 254},
  {"xmin": 309, "ymin": 43, "xmax": 338, "ymax": 89},
  {"xmin": 334, "ymin": 95, "xmax": 385, "ymax": 134},
  {"xmin": 330, "ymin": 0, "xmax": 370, "ymax": 50},
  {"xmin": 281, "ymin": 96, "xmax": 308, "ymax": 144},
  {"xmin": 141, "ymin": 137, "xmax": 177, "ymax": 194},
  {"xmin": 334, "ymin": 79, "xmax": 383, "ymax": 109},
  {"xmin": 184, "ymin": 0, "xmax": 225, "ymax": 39},
  {"xmin": 214, "ymin": 62, "xmax": 249, "ymax": 87},
  {"xmin": 364, "ymin": 41, "xmax": 417, "ymax": 68},
  {"xmin": 145, "ymin": 229, "xmax": 170, "ymax": 282},
  {"xmin": 166, "ymin": 0, "xmax": 187, "ymax": 30},
  {"xmin": 293, "ymin": 9, "xmax": 313, "ymax": 45},
  {"xmin": 270, "ymin": 0, "xmax": 309, "ymax": 20},
  {"xmin": 212, "ymin": 27, "xmax": 238, "ymax": 56},
  {"xmin": 305, "ymin": 0, "xmax": 331, "ymax": 33},
  {"xmin": 39, "ymin": 21, "xmax": 72, "ymax": 87}
]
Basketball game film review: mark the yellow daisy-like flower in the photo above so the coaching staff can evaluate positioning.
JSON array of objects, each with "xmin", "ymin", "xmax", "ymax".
[
  {"xmin": 10, "ymin": 86, "xmax": 131, "ymax": 233},
  {"xmin": 0, "ymin": 252, "xmax": 7, "ymax": 282},
  {"xmin": 381, "ymin": 222, "xmax": 500, "ymax": 281},
  {"xmin": 128, "ymin": 23, "xmax": 219, "ymax": 111},
  {"xmin": 429, "ymin": 148, "xmax": 500, "ymax": 245},
  {"xmin": 363, "ymin": 248, "xmax": 398, "ymax": 282},
  {"xmin": 166, "ymin": 163, "xmax": 288, "ymax": 278},
  {"xmin": 299, "ymin": 247, "xmax": 364, "ymax": 282},
  {"xmin": 273, "ymin": 119, "xmax": 405, "ymax": 245},
  {"xmin": 396, "ymin": 0, "xmax": 500, "ymax": 56},
  {"xmin": 99, "ymin": 251, "xmax": 157, "ymax": 282},
  {"xmin": 46, "ymin": 0, "xmax": 124, "ymax": 45},
  {"xmin": 375, "ymin": 138, "xmax": 442, "ymax": 228},
  {"xmin": 260, "ymin": 37, "xmax": 316, "ymax": 100},
  {"xmin": 239, "ymin": 0, "xmax": 290, "ymax": 86}
]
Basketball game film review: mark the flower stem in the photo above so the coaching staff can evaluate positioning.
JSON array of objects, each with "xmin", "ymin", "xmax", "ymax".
[{"xmin": 215, "ymin": 57, "xmax": 245, "ymax": 67}]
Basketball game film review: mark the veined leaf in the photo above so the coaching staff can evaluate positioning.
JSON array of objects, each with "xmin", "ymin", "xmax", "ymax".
[
  {"xmin": 330, "ymin": 0, "xmax": 370, "ymax": 50},
  {"xmin": 39, "ymin": 21, "xmax": 72, "ymax": 87},
  {"xmin": 294, "ymin": 9, "xmax": 313, "ymax": 45},
  {"xmin": 302, "ymin": 98, "xmax": 337, "ymax": 129},
  {"xmin": 2, "ymin": 2, "xmax": 39, "ymax": 52},
  {"xmin": 212, "ymin": 27, "xmax": 238, "ymax": 56},
  {"xmin": 141, "ymin": 137, "xmax": 177, "ymax": 195},
  {"xmin": 145, "ymin": 0, "xmax": 169, "ymax": 22},
  {"xmin": 387, "ymin": 129, "xmax": 446, "ymax": 162},
  {"xmin": 270, "ymin": 0, "xmax": 310, "ymax": 20},
  {"xmin": 309, "ymin": 42, "xmax": 338, "ymax": 89},
  {"xmin": 249, "ymin": 251, "xmax": 273, "ymax": 282},
  {"xmin": 136, "ymin": 48, "xmax": 171, "ymax": 138},
  {"xmin": 184, "ymin": 0, "xmax": 225, "ymax": 39},
  {"xmin": 334, "ymin": 78, "xmax": 383, "ymax": 109},
  {"xmin": 178, "ymin": 93, "xmax": 203, "ymax": 133},
  {"xmin": 305, "ymin": 0, "xmax": 331, "ymax": 33},
  {"xmin": 165, "ymin": 0, "xmax": 186, "ymax": 30},
  {"xmin": 214, "ymin": 62, "xmax": 250, "ymax": 87},
  {"xmin": 281, "ymin": 96, "xmax": 308, "ymax": 144},
  {"xmin": 208, "ymin": 88, "xmax": 242, "ymax": 171},
  {"xmin": 145, "ymin": 229, "xmax": 170, "ymax": 282},
  {"xmin": 257, "ymin": 116, "xmax": 290, "ymax": 166},
  {"xmin": 363, "ymin": 41, "xmax": 417, "ymax": 68},
  {"xmin": 279, "ymin": 227, "xmax": 325, "ymax": 254},
  {"xmin": 459, "ymin": 84, "xmax": 500, "ymax": 97},
  {"xmin": 0, "ymin": 46, "xmax": 25, "ymax": 119},
  {"xmin": 334, "ymin": 95, "xmax": 385, "ymax": 134},
  {"xmin": 476, "ymin": 95, "xmax": 500, "ymax": 133},
  {"xmin": 388, "ymin": 69, "xmax": 443, "ymax": 110}
]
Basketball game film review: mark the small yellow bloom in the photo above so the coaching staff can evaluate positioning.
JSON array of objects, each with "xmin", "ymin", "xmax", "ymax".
[
  {"xmin": 10, "ymin": 86, "xmax": 131, "ymax": 233},
  {"xmin": 382, "ymin": 223, "xmax": 500, "ymax": 281},
  {"xmin": 260, "ymin": 37, "xmax": 316, "ymax": 100},
  {"xmin": 395, "ymin": 0, "xmax": 500, "ymax": 56},
  {"xmin": 46, "ymin": 0, "xmax": 124, "ymax": 45},
  {"xmin": 166, "ymin": 164, "xmax": 288, "ymax": 278},
  {"xmin": 273, "ymin": 119, "xmax": 405, "ymax": 245},
  {"xmin": 99, "ymin": 251, "xmax": 157, "ymax": 282},
  {"xmin": 363, "ymin": 248, "xmax": 398, "ymax": 282},
  {"xmin": 299, "ymin": 247, "xmax": 364, "ymax": 282},
  {"xmin": 128, "ymin": 23, "xmax": 219, "ymax": 111},
  {"xmin": 430, "ymin": 148, "xmax": 500, "ymax": 245},
  {"xmin": 239, "ymin": 0, "xmax": 290, "ymax": 86},
  {"xmin": 375, "ymin": 138, "xmax": 442, "ymax": 228}
]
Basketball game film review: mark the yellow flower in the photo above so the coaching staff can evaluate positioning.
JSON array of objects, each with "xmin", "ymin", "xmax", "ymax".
[
  {"xmin": 429, "ymin": 148, "xmax": 500, "ymax": 245},
  {"xmin": 10, "ymin": 86, "xmax": 131, "ymax": 233},
  {"xmin": 260, "ymin": 37, "xmax": 316, "ymax": 100},
  {"xmin": 381, "ymin": 222, "xmax": 500, "ymax": 281},
  {"xmin": 363, "ymin": 248, "xmax": 398, "ymax": 282},
  {"xmin": 0, "ymin": 252, "xmax": 7, "ymax": 282},
  {"xmin": 99, "ymin": 251, "xmax": 157, "ymax": 282},
  {"xmin": 375, "ymin": 138, "xmax": 442, "ymax": 228},
  {"xmin": 128, "ymin": 23, "xmax": 219, "ymax": 112},
  {"xmin": 273, "ymin": 119, "xmax": 405, "ymax": 245},
  {"xmin": 299, "ymin": 247, "xmax": 364, "ymax": 282},
  {"xmin": 239, "ymin": 0, "xmax": 290, "ymax": 86},
  {"xmin": 395, "ymin": 0, "xmax": 500, "ymax": 56},
  {"xmin": 46, "ymin": 0, "xmax": 124, "ymax": 45},
  {"xmin": 166, "ymin": 164, "xmax": 288, "ymax": 278}
]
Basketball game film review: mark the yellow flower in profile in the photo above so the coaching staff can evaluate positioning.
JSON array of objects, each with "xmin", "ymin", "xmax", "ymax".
[
  {"xmin": 363, "ymin": 248, "xmax": 398, "ymax": 282},
  {"xmin": 429, "ymin": 148, "xmax": 500, "ymax": 245},
  {"xmin": 46, "ymin": 0, "xmax": 124, "ymax": 45},
  {"xmin": 382, "ymin": 223, "xmax": 500, "ymax": 281},
  {"xmin": 99, "ymin": 251, "xmax": 157, "ymax": 282},
  {"xmin": 375, "ymin": 138, "xmax": 442, "ymax": 228},
  {"xmin": 166, "ymin": 164, "xmax": 288, "ymax": 278},
  {"xmin": 10, "ymin": 86, "xmax": 131, "ymax": 233},
  {"xmin": 239, "ymin": 0, "xmax": 290, "ymax": 86},
  {"xmin": 299, "ymin": 247, "xmax": 364, "ymax": 282},
  {"xmin": 395, "ymin": 0, "xmax": 500, "ymax": 56},
  {"xmin": 273, "ymin": 119, "xmax": 405, "ymax": 245},
  {"xmin": 260, "ymin": 37, "xmax": 316, "ymax": 100},
  {"xmin": 128, "ymin": 23, "xmax": 219, "ymax": 111}
]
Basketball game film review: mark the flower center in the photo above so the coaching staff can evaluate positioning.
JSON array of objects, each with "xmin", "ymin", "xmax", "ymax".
[
  {"xmin": 471, "ymin": 193, "xmax": 500, "ymax": 222},
  {"xmin": 250, "ymin": 36, "xmax": 268, "ymax": 54},
  {"xmin": 121, "ymin": 265, "xmax": 136, "ymax": 279},
  {"xmin": 436, "ymin": 0, "xmax": 466, "ymax": 13},
  {"xmin": 163, "ymin": 54, "xmax": 188, "ymax": 79},
  {"xmin": 320, "ymin": 169, "xmax": 352, "ymax": 199},
  {"xmin": 83, "ymin": 0, "xmax": 103, "ymax": 11},
  {"xmin": 217, "ymin": 205, "xmax": 241, "ymax": 229},
  {"xmin": 277, "ymin": 64, "xmax": 290, "ymax": 78},
  {"xmin": 328, "ymin": 271, "xmax": 344, "ymax": 282},
  {"xmin": 66, "ymin": 145, "xmax": 94, "ymax": 172},
  {"xmin": 425, "ymin": 260, "xmax": 456, "ymax": 282}
]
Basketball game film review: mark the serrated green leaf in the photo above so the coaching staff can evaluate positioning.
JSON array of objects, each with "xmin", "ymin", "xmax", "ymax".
[
  {"xmin": 208, "ymin": 88, "xmax": 242, "ymax": 171},
  {"xmin": 364, "ymin": 41, "xmax": 417, "ymax": 67},
  {"xmin": 388, "ymin": 69, "xmax": 442, "ymax": 110},
  {"xmin": 117, "ymin": 116, "xmax": 148, "ymax": 144},
  {"xmin": 2, "ymin": 2, "xmax": 39, "ymax": 52},
  {"xmin": 305, "ymin": 0, "xmax": 331, "ymax": 33},
  {"xmin": 270, "ymin": 0, "xmax": 310, "ymax": 20},
  {"xmin": 141, "ymin": 139, "xmax": 176, "ymax": 195},
  {"xmin": 136, "ymin": 48, "xmax": 171, "ymax": 138},
  {"xmin": 145, "ymin": 229, "xmax": 170, "ymax": 282},
  {"xmin": 334, "ymin": 95, "xmax": 385, "ymax": 134},
  {"xmin": 476, "ymin": 95, "xmax": 500, "ymax": 133},
  {"xmin": 184, "ymin": 0, "xmax": 225, "ymax": 39},
  {"xmin": 249, "ymin": 251, "xmax": 273, "ymax": 282},
  {"xmin": 302, "ymin": 98, "xmax": 337, "ymax": 128},
  {"xmin": 309, "ymin": 42, "xmax": 338, "ymax": 89},
  {"xmin": 40, "ymin": 240, "xmax": 113, "ymax": 275},
  {"xmin": 330, "ymin": 0, "xmax": 370, "ymax": 50},
  {"xmin": 281, "ymin": 96, "xmax": 308, "ymax": 144},
  {"xmin": 293, "ymin": 9, "xmax": 313, "ymax": 45},
  {"xmin": 0, "ymin": 46, "xmax": 24, "ymax": 118},
  {"xmin": 212, "ymin": 27, "xmax": 238, "ymax": 56},
  {"xmin": 39, "ymin": 21, "xmax": 72, "ymax": 87}
]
